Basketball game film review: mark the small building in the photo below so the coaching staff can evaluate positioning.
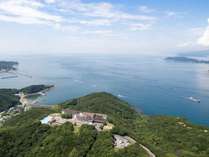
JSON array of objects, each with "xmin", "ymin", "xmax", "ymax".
[
  {"xmin": 62, "ymin": 109, "xmax": 107, "ymax": 125},
  {"xmin": 74, "ymin": 112, "xmax": 93, "ymax": 124},
  {"xmin": 113, "ymin": 135, "xmax": 136, "ymax": 149},
  {"xmin": 40, "ymin": 116, "xmax": 53, "ymax": 124},
  {"xmin": 93, "ymin": 114, "xmax": 106, "ymax": 124}
]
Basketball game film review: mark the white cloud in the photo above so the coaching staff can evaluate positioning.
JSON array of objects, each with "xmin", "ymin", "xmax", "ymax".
[
  {"xmin": 190, "ymin": 27, "xmax": 205, "ymax": 36},
  {"xmin": 198, "ymin": 19, "xmax": 209, "ymax": 47},
  {"xmin": 58, "ymin": 0, "xmax": 156, "ymax": 21},
  {"xmin": 138, "ymin": 5, "xmax": 155, "ymax": 13},
  {"xmin": 164, "ymin": 11, "xmax": 186, "ymax": 18},
  {"xmin": 54, "ymin": 23, "xmax": 80, "ymax": 32},
  {"xmin": 0, "ymin": 0, "xmax": 63, "ymax": 25},
  {"xmin": 0, "ymin": 0, "xmax": 156, "ymax": 33},
  {"xmin": 0, "ymin": 14, "xmax": 49, "ymax": 24},
  {"xmin": 44, "ymin": 0, "xmax": 56, "ymax": 4},
  {"xmin": 130, "ymin": 23, "xmax": 151, "ymax": 31},
  {"xmin": 79, "ymin": 19, "xmax": 112, "ymax": 26},
  {"xmin": 177, "ymin": 42, "xmax": 193, "ymax": 48},
  {"xmin": 83, "ymin": 30, "xmax": 113, "ymax": 36},
  {"xmin": 165, "ymin": 11, "xmax": 176, "ymax": 17}
]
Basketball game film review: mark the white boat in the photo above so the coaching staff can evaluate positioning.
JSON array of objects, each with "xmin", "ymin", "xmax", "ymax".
[{"xmin": 187, "ymin": 97, "xmax": 200, "ymax": 103}]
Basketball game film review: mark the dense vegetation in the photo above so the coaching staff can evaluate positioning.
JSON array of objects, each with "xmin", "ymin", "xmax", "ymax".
[
  {"xmin": 0, "ymin": 89, "xmax": 19, "ymax": 112},
  {"xmin": 0, "ymin": 92, "xmax": 209, "ymax": 157},
  {"xmin": 0, "ymin": 61, "xmax": 18, "ymax": 71},
  {"xmin": 20, "ymin": 85, "xmax": 54, "ymax": 94}
]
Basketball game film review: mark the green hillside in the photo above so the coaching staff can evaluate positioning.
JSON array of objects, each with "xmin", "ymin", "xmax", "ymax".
[
  {"xmin": 1, "ymin": 92, "xmax": 209, "ymax": 157},
  {"xmin": 0, "ymin": 89, "xmax": 19, "ymax": 112},
  {"xmin": 20, "ymin": 85, "xmax": 54, "ymax": 94}
]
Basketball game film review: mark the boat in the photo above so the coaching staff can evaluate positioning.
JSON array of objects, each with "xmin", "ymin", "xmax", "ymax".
[{"xmin": 187, "ymin": 97, "xmax": 200, "ymax": 103}]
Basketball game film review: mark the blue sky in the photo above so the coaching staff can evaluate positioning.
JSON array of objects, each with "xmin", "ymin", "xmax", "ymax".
[{"xmin": 0, "ymin": 0, "xmax": 208, "ymax": 56}]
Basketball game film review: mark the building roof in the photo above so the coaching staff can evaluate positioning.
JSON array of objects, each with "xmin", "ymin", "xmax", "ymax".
[
  {"xmin": 62, "ymin": 109, "xmax": 80, "ymax": 115},
  {"xmin": 62, "ymin": 109, "xmax": 107, "ymax": 124},
  {"xmin": 93, "ymin": 114, "xmax": 106, "ymax": 123},
  {"xmin": 75, "ymin": 113, "xmax": 94, "ymax": 122}
]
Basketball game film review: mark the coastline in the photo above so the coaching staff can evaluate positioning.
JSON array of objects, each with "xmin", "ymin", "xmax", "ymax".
[
  {"xmin": 18, "ymin": 85, "xmax": 54, "ymax": 109},
  {"xmin": 0, "ymin": 85, "xmax": 53, "ymax": 126}
]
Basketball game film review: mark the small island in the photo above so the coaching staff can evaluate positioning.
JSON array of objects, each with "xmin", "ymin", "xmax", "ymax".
[
  {"xmin": 165, "ymin": 56, "xmax": 209, "ymax": 64},
  {"xmin": 0, "ymin": 61, "xmax": 18, "ymax": 72}
]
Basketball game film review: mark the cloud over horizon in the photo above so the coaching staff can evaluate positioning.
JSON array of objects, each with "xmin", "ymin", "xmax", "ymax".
[
  {"xmin": 198, "ymin": 19, "xmax": 209, "ymax": 47},
  {"xmin": 0, "ymin": 0, "xmax": 156, "ymax": 33},
  {"xmin": 0, "ymin": 0, "xmax": 208, "ymax": 55}
]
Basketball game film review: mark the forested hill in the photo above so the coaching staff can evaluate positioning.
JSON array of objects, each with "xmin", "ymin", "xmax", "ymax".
[
  {"xmin": 20, "ymin": 84, "xmax": 54, "ymax": 94},
  {"xmin": 0, "ymin": 92, "xmax": 209, "ymax": 157}
]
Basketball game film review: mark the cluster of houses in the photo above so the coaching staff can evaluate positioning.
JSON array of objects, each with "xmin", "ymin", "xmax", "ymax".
[
  {"xmin": 41, "ymin": 109, "xmax": 136, "ymax": 149},
  {"xmin": 41, "ymin": 109, "xmax": 109, "ymax": 131}
]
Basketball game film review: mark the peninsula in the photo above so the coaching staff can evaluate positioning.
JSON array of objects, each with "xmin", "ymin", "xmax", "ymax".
[
  {"xmin": 165, "ymin": 56, "xmax": 209, "ymax": 64},
  {"xmin": 0, "ymin": 61, "xmax": 18, "ymax": 72}
]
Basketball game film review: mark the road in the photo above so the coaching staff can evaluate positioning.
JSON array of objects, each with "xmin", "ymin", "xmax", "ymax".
[{"xmin": 140, "ymin": 144, "xmax": 156, "ymax": 157}]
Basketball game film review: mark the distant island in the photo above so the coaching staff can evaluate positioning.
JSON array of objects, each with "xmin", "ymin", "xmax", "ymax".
[
  {"xmin": 0, "ymin": 61, "xmax": 19, "ymax": 72},
  {"xmin": 165, "ymin": 56, "xmax": 209, "ymax": 64},
  {"xmin": 0, "ymin": 89, "xmax": 209, "ymax": 157}
]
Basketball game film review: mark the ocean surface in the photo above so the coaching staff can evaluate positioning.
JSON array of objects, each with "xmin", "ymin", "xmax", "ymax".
[{"xmin": 1, "ymin": 55, "xmax": 209, "ymax": 126}]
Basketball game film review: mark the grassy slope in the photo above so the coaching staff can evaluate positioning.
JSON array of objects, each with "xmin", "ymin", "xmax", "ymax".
[{"xmin": 1, "ymin": 92, "xmax": 209, "ymax": 157}]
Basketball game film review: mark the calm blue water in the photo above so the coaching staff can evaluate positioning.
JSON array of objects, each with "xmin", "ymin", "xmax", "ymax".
[{"xmin": 1, "ymin": 55, "xmax": 209, "ymax": 126}]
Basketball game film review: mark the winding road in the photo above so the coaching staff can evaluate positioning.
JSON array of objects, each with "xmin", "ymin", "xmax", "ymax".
[{"xmin": 140, "ymin": 144, "xmax": 156, "ymax": 157}]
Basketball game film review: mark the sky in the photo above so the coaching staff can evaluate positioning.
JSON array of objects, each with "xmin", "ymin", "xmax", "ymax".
[{"xmin": 0, "ymin": 0, "xmax": 209, "ymax": 56}]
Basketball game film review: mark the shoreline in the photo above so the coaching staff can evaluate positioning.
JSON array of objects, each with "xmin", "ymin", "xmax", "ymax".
[
  {"xmin": 0, "ymin": 85, "xmax": 54, "ymax": 126},
  {"xmin": 18, "ymin": 85, "xmax": 54, "ymax": 110}
]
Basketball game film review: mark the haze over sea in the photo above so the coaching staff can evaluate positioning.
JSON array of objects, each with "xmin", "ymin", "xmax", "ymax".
[{"xmin": 1, "ymin": 54, "xmax": 209, "ymax": 126}]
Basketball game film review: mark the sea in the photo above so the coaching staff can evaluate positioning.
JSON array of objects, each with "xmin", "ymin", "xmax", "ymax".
[{"xmin": 1, "ymin": 54, "xmax": 209, "ymax": 126}]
